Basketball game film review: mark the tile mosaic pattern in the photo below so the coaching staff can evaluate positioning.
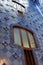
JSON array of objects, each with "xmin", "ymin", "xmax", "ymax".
[
  {"xmin": 0, "ymin": 0, "xmax": 25, "ymax": 65},
  {"xmin": 0, "ymin": 0, "xmax": 43, "ymax": 65},
  {"xmin": 33, "ymin": 48, "xmax": 43, "ymax": 65},
  {"xmin": 0, "ymin": 0, "xmax": 22, "ymax": 25},
  {"xmin": 17, "ymin": 0, "xmax": 43, "ymax": 65},
  {"xmin": 0, "ymin": 43, "xmax": 25, "ymax": 65}
]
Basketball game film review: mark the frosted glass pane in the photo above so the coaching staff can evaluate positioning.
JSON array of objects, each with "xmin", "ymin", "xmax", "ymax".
[
  {"xmin": 28, "ymin": 32, "xmax": 36, "ymax": 48},
  {"xmin": 14, "ymin": 29, "xmax": 21, "ymax": 46},
  {"xmin": 21, "ymin": 29, "xmax": 29, "ymax": 48}
]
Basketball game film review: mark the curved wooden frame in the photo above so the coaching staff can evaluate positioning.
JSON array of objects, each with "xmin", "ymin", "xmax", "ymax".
[
  {"xmin": 12, "ymin": 0, "xmax": 25, "ymax": 8},
  {"xmin": 12, "ymin": 25, "xmax": 38, "ymax": 50}
]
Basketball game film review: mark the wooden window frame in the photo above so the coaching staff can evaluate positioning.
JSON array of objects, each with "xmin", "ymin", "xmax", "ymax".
[
  {"xmin": 18, "ymin": 10, "xmax": 24, "ymax": 17},
  {"xmin": 12, "ymin": 25, "xmax": 38, "ymax": 50},
  {"xmin": 12, "ymin": 0, "xmax": 25, "ymax": 13},
  {"xmin": 12, "ymin": 0, "xmax": 25, "ymax": 8}
]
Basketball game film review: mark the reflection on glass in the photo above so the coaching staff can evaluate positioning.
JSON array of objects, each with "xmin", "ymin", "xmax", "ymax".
[
  {"xmin": 14, "ymin": 28, "xmax": 21, "ymax": 46},
  {"xmin": 21, "ymin": 29, "xmax": 29, "ymax": 48},
  {"xmin": 28, "ymin": 32, "xmax": 36, "ymax": 48}
]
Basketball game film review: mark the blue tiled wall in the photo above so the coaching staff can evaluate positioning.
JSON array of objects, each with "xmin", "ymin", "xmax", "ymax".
[{"xmin": 0, "ymin": 0, "xmax": 43, "ymax": 65}]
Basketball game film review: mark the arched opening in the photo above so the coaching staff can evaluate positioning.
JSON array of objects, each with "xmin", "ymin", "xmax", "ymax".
[{"xmin": 12, "ymin": 25, "xmax": 38, "ymax": 65}]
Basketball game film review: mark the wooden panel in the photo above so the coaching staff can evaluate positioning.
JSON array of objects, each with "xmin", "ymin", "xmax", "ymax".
[
  {"xmin": 24, "ymin": 50, "xmax": 31, "ymax": 65},
  {"xmin": 24, "ymin": 50, "xmax": 36, "ymax": 65}
]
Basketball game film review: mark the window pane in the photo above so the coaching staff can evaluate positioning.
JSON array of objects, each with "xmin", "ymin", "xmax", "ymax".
[
  {"xmin": 21, "ymin": 29, "xmax": 29, "ymax": 48},
  {"xmin": 17, "ymin": 4, "xmax": 21, "ymax": 11},
  {"xmin": 28, "ymin": 32, "xmax": 36, "ymax": 48},
  {"xmin": 14, "ymin": 28, "xmax": 21, "ymax": 46}
]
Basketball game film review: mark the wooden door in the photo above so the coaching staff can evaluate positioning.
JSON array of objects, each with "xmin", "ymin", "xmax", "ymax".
[
  {"xmin": 24, "ymin": 50, "xmax": 35, "ymax": 65},
  {"xmin": 13, "ymin": 26, "xmax": 38, "ymax": 65}
]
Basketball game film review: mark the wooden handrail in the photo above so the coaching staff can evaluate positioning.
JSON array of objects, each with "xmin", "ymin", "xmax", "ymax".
[{"xmin": 12, "ymin": 0, "xmax": 25, "ymax": 8}]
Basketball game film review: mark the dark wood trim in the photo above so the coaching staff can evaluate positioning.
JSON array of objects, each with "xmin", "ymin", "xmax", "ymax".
[
  {"xmin": 12, "ymin": 29, "xmax": 15, "ymax": 43},
  {"xmin": 12, "ymin": 25, "xmax": 38, "ymax": 49},
  {"xmin": 29, "ymin": 51, "xmax": 34, "ymax": 65},
  {"xmin": 19, "ymin": 29, "xmax": 23, "ymax": 46},
  {"xmin": 23, "ymin": 47, "xmax": 37, "ymax": 51},
  {"xmin": 24, "ymin": 50, "xmax": 36, "ymax": 65},
  {"xmin": 18, "ymin": 10, "xmax": 24, "ymax": 17},
  {"xmin": 12, "ymin": 25, "xmax": 37, "ymax": 65},
  {"xmin": 24, "ymin": 50, "xmax": 28, "ymax": 65},
  {"xmin": 12, "ymin": 0, "xmax": 25, "ymax": 8},
  {"xmin": 25, "ymin": 50, "xmax": 30, "ymax": 65},
  {"xmin": 33, "ymin": 34, "xmax": 38, "ymax": 48},
  {"xmin": 30, "ymin": 51, "xmax": 36, "ymax": 65},
  {"xmin": 26, "ymin": 31, "xmax": 31, "ymax": 48},
  {"xmin": 28, "ymin": 32, "xmax": 38, "ymax": 48},
  {"xmin": 18, "ymin": 10, "xmax": 23, "ymax": 14},
  {"xmin": 13, "ymin": 25, "xmax": 34, "ymax": 34}
]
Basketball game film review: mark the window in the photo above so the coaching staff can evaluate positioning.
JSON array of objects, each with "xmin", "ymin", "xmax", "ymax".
[
  {"xmin": 12, "ymin": 0, "xmax": 28, "ymax": 7},
  {"xmin": 12, "ymin": 26, "xmax": 38, "ymax": 49},
  {"xmin": 18, "ymin": 10, "xmax": 24, "ymax": 17},
  {"xmin": 28, "ymin": 32, "xmax": 36, "ymax": 48},
  {"xmin": 12, "ymin": 0, "xmax": 29, "ymax": 13},
  {"xmin": 21, "ymin": 29, "xmax": 29, "ymax": 48},
  {"xmin": 12, "ymin": 26, "xmax": 38, "ymax": 65},
  {"xmin": 12, "ymin": 0, "xmax": 25, "ymax": 12},
  {"xmin": 14, "ymin": 28, "xmax": 21, "ymax": 46}
]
